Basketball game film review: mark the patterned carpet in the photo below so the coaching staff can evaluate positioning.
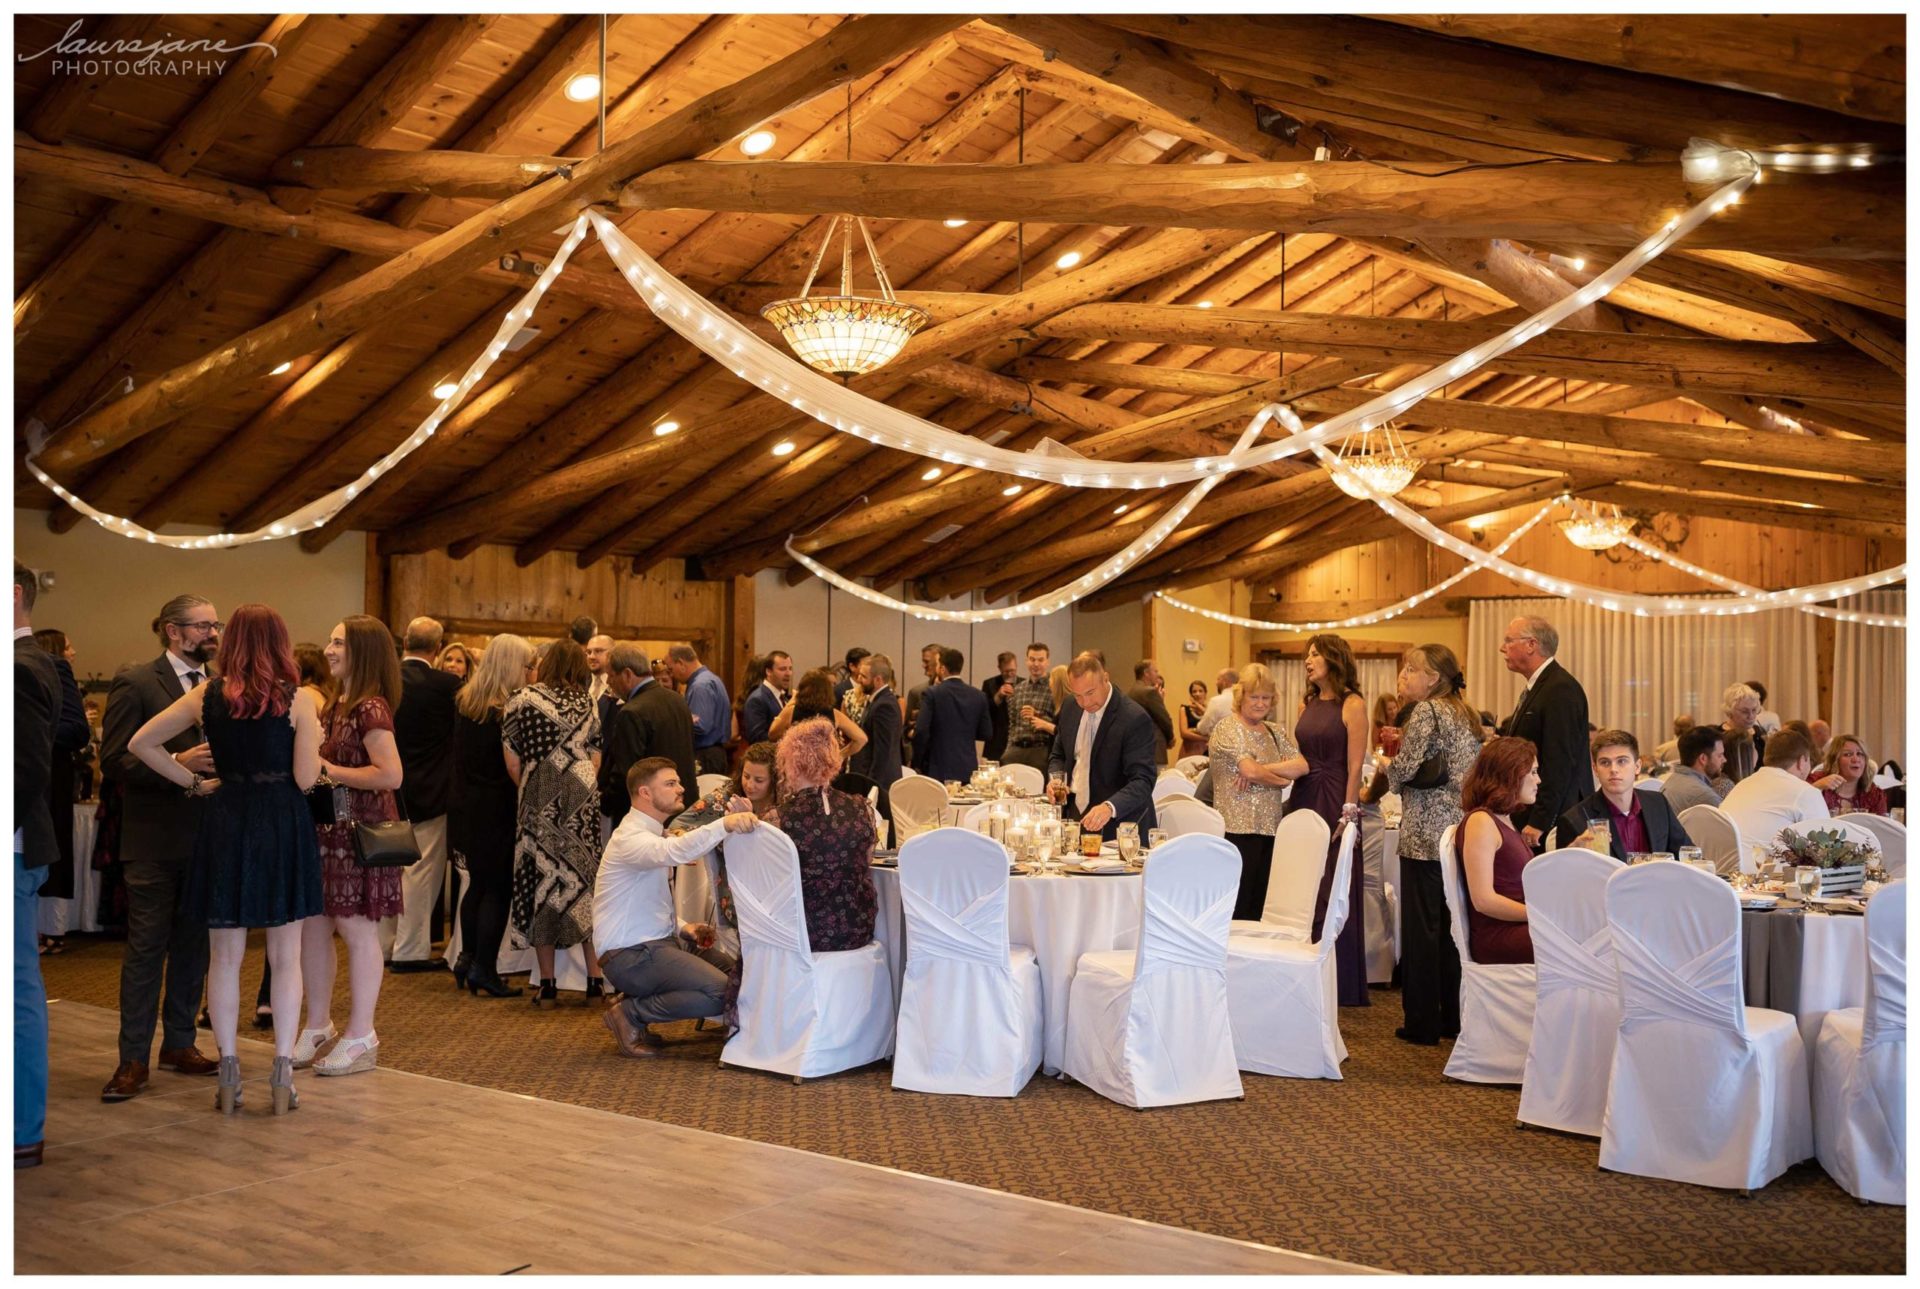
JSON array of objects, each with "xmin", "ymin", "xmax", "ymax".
[{"xmin": 41, "ymin": 934, "xmax": 1901, "ymax": 1275}]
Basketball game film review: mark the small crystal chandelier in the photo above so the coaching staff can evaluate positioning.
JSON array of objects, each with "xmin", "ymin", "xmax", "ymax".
[
  {"xmin": 761, "ymin": 213, "xmax": 929, "ymax": 378},
  {"xmin": 1558, "ymin": 501, "xmax": 1634, "ymax": 551},
  {"xmin": 1328, "ymin": 419, "xmax": 1423, "ymax": 498}
]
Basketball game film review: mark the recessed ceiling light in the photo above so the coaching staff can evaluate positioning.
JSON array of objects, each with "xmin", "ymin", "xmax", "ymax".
[
  {"xmin": 1054, "ymin": 251, "xmax": 1082, "ymax": 270},
  {"xmin": 921, "ymin": 466, "xmax": 942, "ymax": 481},
  {"xmin": 1570, "ymin": 257, "xmax": 1587, "ymax": 271},
  {"xmin": 943, "ymin": 218, "xmax": 967, "ymax": 228},
  {"xmin": 431, "ymin": 381, "xmax": 459, "ymax": 399},
  {"xmin": 1194, "ymin": 301, "xmax": 1214, "ymax": 309},
  {"xmin": 653, "ymin": 420, "xmax": 680, "ymax": 437},
  {"xmin": 771, "ymin": 440, "xmax": 795, "ymax": 457},
  {"xmin": 1113, "ymin": 504, "xmax": 1129, "ymax": 515},
  {"xmin": 1002, "ymin": 484, "xmax": 1023, "ymax": 497},
  {"xmin": 270, "ymin": 361, "xmax": 293, "ymax": 376},
  {"xmin": 740, "ymin": 130, "xmax": 777, "ymax": 157},
  {"xmin": 564, "ymin": 73, "xmax": 601, "ymax": 103}
]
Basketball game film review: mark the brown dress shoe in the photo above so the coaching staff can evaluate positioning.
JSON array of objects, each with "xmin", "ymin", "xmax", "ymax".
[
  {"xmin": 101, "ymin": 1061, "xmax": 150, "ymax": 1102},
  {"xmin": 158, "ymin": 1047, "xmax": 219, "ymax": 1076},
  {"xmin": 601, "ymin": 1007, "xmax": 660, "ymax": 1059},
  {"xmin": 14, "ymin": 1142, "xmax": 44, "ymax": 1169}
]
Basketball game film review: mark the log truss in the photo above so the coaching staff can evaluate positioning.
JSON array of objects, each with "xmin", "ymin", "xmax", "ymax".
[{"xmin": 11, "ymin": 13, "xmax": 1905, "ymax": 608}]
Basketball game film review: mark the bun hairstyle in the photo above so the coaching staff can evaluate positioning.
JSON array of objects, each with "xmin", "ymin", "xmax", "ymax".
[{"xmin": 152, "ymin": 594, "xmax": 213, "ymax": 645}]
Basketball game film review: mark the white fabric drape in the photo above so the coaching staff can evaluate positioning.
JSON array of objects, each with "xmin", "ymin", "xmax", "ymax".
[
  {"xmin": 1467, "ymin": 597, "xmax": 1817, "ymax": 753},
  {"xmin": 1830, "ymin": 591, "xmax": 1906, "ymax": 767}
]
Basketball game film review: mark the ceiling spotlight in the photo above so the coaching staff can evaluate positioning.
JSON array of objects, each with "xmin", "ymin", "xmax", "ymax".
[
  {"xmin": 653, "ymin": 420, "xmax": 680, "ymax": 437},
  {"xmin": 771, "ymin": 440, "xmax": 796, "ymax": 457},
  {"xmin": 1113, "ymin": 504, "xmax": 1129, "ymax": 515},
  {"xmin": 1002, "ymin": 484, "xmax": 1023, "ymax": 497},
  {"xmin": 1570, "ymin": 257, "xmax": 1587, "ymax": 271},
  {"xmin": 431, "ymin": 381, "xmax": 459, "ymax": 399},
  {"xmin": 1054, "ymin": 250, "xmax": 1083, "ymax": 271},
  {"xmin": 740, "ymin": 130, "xmax": 777, "ymax": 157},
  {"xmin": 270, "ymin": 361, "xmax": 293, "ymax": 376},
  {"xmin": 564, "ymin": 73, "xmax": 601, "ymax": 103},
  {"xmin": 943, "ymin": 218, "xmax": 967, "ymax": 228},
  {"xmin": 921, "ymin": 466, "xmax": 943, "ymax": 481},
  {"xmin": 1194, "ymin": 301, "xmax": 1214, "ymax": 309}
]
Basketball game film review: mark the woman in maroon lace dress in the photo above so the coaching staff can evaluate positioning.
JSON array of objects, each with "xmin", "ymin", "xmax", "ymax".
[
  {"xmin": 297, "ymin": 615, "xmax": 404, "ymax": 1078},
  {"xmin": 773, "ymin": 719, "xmax": 877, "ymax": 952},
  {"xmin": 1456, "ymin": 737, "xmax": 1541, "ymax": 965},
  {"xmin": 1287, "ymin": 634, "xmax": 1372, "ymax": 1007}
]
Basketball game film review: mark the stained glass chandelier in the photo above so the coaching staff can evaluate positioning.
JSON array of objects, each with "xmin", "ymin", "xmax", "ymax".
[
  {"xmin": 762, "ymin": 213, "xmax": 929, "ymax": 378},
  {"xmin": 1327, "ymin": 418, "xmax": 1423, "ymax": 498},
  {"xmin": 1557, "ymin": 501, "xmax": 1634, "ymax": 551}
]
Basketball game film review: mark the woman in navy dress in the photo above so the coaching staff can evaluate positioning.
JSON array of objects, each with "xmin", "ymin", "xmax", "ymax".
[
  {"xmin": 130, "ymin": 605, "xmax": 322, "ymax": 1114},
  {"xmin": 1286, "ymin": 634, "xmax": 1372, "ymax": 1007}
]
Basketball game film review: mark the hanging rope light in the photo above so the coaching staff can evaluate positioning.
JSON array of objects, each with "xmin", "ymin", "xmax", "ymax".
[
  {"xmin": 1328, "ymin": 418, "xmax": 1423, "ymax": 499},
  {"xmin": 1557, "ymin": 501, "xmax": 1634, "ymax": 551}
]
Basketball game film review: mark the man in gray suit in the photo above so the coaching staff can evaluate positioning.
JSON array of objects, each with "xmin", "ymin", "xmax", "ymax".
[{"xmin": 98, "ymin": 595, "xmax": 222, "ymax": 1101}]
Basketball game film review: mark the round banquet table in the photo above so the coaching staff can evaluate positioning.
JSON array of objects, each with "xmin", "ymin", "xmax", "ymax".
[
  {"xmin": 1740, "ymin": 907, "xmax": 1868, "ymax": 1053},
  {"xmin": 869, "ymin": 864, "xmax": 1142, "ymax": 1076}
]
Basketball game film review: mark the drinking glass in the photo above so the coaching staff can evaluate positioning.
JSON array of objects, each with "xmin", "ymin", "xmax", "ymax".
[
  {"xmin": 1116, "ymin": 823, "xmax": 1141, "ymax": 868},
  {"xmin": 1677, "ymin": 845, "xmax": 1704, "ymax": 867},
  {"xmin": 1047, "ymin": 771, "xmax": 1069, "ymax": 805},
  {"xmin": 945, "ymin": 780, "xmax": 964, "ymax": 797},
  {"xmin": 1147, "ymin": 827, "xmax": 1169, "ymax": 853},
  {"xmin": 1865, "ymin": 854, "xmax": 1889, "ymax": 885},
  {"xmin": 1586, "ymin": 817, "xmax": 1612, "ymax": 854},
  {"xmin": 1061, "ymin": 821, "xmax": 1081, "ymax": 858},
  {"xmin": 1032, "ymin": 832, "xmax": 1056, "ymax": 876},
  {"xmin": 1795, "ymin": 864, "xmax": 1822, "ymax": 904}
]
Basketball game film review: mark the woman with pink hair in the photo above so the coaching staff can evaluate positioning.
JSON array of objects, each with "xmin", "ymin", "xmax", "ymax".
[{"xmin": 773, "ymin": 718, "xmax": 878, "ymax": 952}]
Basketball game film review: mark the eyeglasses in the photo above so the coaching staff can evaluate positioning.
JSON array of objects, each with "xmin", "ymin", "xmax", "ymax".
[{"xmin": 178, "ymin": 620, "xmax": 223, "ymax": 634}]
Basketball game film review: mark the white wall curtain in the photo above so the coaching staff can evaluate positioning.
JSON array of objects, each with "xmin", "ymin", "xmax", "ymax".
[
  {"xmin": 1466, "ymin": 597, "xmax": 1819, "ymax": 755},
  {"xmin": 1830, "ymin": 591, "xmax": 1906, "ymax": 768}
]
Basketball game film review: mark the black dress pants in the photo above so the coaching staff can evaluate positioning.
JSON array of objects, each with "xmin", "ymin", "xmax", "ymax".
[
  {"xmin": 117, "ymin": 854, "xmax": 209, "ymax": 1063},
  {"xmin": 1399, "ymin": 857, "xmax": 1461, "ymax": 1041}
]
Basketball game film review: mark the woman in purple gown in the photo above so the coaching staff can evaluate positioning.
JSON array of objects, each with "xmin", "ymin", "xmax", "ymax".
[{"xmin": 1286, "ymin": 634, "xmax": 1371, "ymax": 1007}]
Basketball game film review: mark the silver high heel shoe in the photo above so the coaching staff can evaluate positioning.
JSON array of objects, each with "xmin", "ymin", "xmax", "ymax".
[
  {"xmin": 215, "ymin": 1056, "xmax": 242, "ymax": 1114},
  {"xmin": 269, "ymin": 1056, "xmax": 299, "ymax": 1115}
]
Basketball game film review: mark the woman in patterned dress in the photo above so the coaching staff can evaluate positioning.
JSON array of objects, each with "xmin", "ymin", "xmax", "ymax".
[
  {"xmin": 296, "ymin": 615, "xmax": 404, "ymax": 1077},
  {"xmin": 773, "ymin": 719, "xmax": 878, "ymax": 952},
  {"xmin": 503, "ymin": 638, "xmax": 603, "ymax": 1008},
  {"xmin": 1208, "ymin": 664, "xmax": 1309, "ymax": 921}
]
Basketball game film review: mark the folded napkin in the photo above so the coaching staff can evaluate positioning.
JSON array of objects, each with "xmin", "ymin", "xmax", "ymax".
[{"xmin": 1079, "ymin": 857, "xmax": 1131, "ymax": 874}]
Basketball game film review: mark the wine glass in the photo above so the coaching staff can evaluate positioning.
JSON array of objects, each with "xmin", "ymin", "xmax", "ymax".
[
  {"xmin": 1116, "ymin": 823, "xmax": 1141, "ymax": 869},
  {"xmin": 1795, "ymin": 864, "xmax": 1822, "ymax": 904}
]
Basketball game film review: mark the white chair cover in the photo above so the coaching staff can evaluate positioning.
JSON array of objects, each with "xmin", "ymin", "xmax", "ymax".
[
  {"xmin": 1154, "ymin": 771, "xmax": 1197, "ymax": 804},
  {"xmin": 1061, "ymin": 834, "xmax": 1244, "ymax": 1108},
  {"xmin": 958, "ymin": 802, "xmax": 991, "ymax": 831},
  {"xmin": 890, "ymin": 829, "xmax": 1044, "ymax": 1097},
  {"xmin": 1174, "ymin": 755, "xmax": 1208, "ymax": 779},
  {"xmin": 1228, "ymin": 809, "xmax": 1329, "ymax": 941},
  {"xmin": 1848, "ymin": 815, "xmax": 1907, "ymax": 880},
  {"xmin": 1599, "ymin": 863, "xmax": 1813, "ymax": 1190},
  {"xmin": 719, "ymin": 825, "xmax": 895, "ymax": 1081},
  {"xmin": 1813, "ymin": 880, "xmax": 1906, "ymax": 1204},
  {"xmin": 1679, "ymin": 803, "xmax": 1751, "ymax": 876},
  {"xmin": 1156, "ymin": 795, "xmax": 1226, "ymax": 838},
  {"xmin": 890, "ymin": 775, "xmax": 951, "ymax": 846},
  {"xmin": 1518, "ymin": 848, "xmax": 1624, "ymax": 1135},
  {"xmin": 1002, "ymin": 762, "xmax": 1046, "ymax": 797},
  {"xmin": 1825, "ymin": 815, "xmax": 1890, "ymax": 856},
  {"xmin": 1439, "ymin": 824, "xmax": 1538, "ymax": 1084},
  {"xmin": 1360, "ymin": 807, "xmax": 1398, "ymax": 985},
  {"xmin": 1226, "ymin": 822, "xmax": 1357, "ymax": 1079},
  {"xmin": 696, "ymin": 773, "xmax": 732, "ymax": 799}
]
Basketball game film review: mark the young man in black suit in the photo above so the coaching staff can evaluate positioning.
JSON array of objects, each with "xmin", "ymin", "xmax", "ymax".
[
  {"xmin": 15, "ymin": 563, "xmax": 61, "ymax": 1167},
  {"xmin": 1554, "ymin": 729, "xmax": 1694, "ymax": 861},
  {"xmin": 600, "ymin": 643, "xmax": 698, "ymax": 826},
  {"xmin": 1046, "ymin": 651, "xmax": 1160, "ymax": 840},
  {"xmin": 390, "ymin": 616, "xmax": 462, "ymax": 972},
  {"xmin": 982, "ymin": 651, "xmax": 1018, "ymax": 762},
  {"xmin": 99, "ymin": 594, "xmax": 222, "ymax": 1102},
  {"xmin": 851, "ymin": 655, "xmax": 903, "ymax": 788},
  {"xmin": 912, "ymin": 646, "xmax": 990, "ymax": 784},
  {"xmin": 1496, "ymin": 615, "xmax": 1591, "ymax": 850}
]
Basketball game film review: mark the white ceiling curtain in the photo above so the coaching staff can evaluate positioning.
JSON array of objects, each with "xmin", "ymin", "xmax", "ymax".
[
  {"xmin": 1829, "ymin": 591, "xmax": 1907, "ymax": 769},
  {"xmin": 1466, "ymin": 597, "xmax": 1818, "ymax": 755}
]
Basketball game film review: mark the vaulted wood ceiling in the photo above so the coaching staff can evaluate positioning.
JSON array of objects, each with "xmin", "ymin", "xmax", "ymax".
[{"xmin": 13, "ymin": 14, "xmax": 1906, "ymax": 611}]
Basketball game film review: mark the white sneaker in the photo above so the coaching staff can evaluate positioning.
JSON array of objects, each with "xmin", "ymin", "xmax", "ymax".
[
  {"xmin": 313, "ymin": 1031, "xmax": 378, "ymax": 1077},
  {"xmin": 291, "ymin": 1021, "xmax": 338, "ymax": 1070}
]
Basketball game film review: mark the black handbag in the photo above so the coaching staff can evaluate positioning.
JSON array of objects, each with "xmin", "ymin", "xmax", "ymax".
[
  {"xmin": 306, "ymin": 776, "xmax": 348, "ymax": 826},
  {"xmin": 1395, "ymin": 703, "xmax": 1450, "ymax": 790},
  {"xmin": 353, "ymin": 793, "xmax": 420, "ymax": 869}
]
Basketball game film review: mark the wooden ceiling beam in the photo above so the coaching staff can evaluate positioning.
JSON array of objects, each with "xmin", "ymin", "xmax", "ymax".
[
  {"xmin": 1682, "ymin": 250, "xmax": 1903, "ymax": 319},
  {"xmin": 1581, "ymin": 484, "xmax": 1905, "ymax": 541},
  {"xmin": 272, "ymin": 146, "xmax": 578, "ymax": 198},
  {"xmin": 21, "ymin": 14, "xmax": 162, "ymax": 145},
  {"xmin": 1008, "ymin": 359, "xmax": 1257, "ymax": 397},
  {"xmin": 622, "ymin": 158, "xmax": 1900, "ymax": 260}
]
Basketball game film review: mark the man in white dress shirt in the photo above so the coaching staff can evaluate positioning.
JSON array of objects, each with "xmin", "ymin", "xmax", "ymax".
[
  {"xmin": 1719, "ymin": 728, "xmax": 1829, "ymax": 849},
  {"xmin": 1193, "ymin": 667, "xmax": 1240, "ymax": 739},
  {"xmin": 593, "ymin": 758, "xmax": 758, "ymax": 1058}
]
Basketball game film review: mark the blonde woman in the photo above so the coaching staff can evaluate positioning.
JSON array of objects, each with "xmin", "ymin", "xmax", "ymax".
[
  {"xmin": 435, "ymin": 642, "xmax": 477, "ymax": 686},
  {"xmin": 1811, "ymin": 734, "xmax": 1890, "ymax": 816},
  {"xmin": 1208, "ymin": 663, "xmax": 1309, "ymax": 920},
  {"xmin": 450, "ymin": 635, "xmax": 534, "ymax": 997}
]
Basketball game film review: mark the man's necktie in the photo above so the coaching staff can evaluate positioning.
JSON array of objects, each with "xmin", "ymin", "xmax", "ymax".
[{"xmin": 1072, "ymin": 709, "xmax": 1095, "ymax": 812}]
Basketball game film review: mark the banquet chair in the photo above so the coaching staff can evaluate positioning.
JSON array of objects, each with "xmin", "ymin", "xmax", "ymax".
[
  {"xmin": 891, "ymin": 829, "xmax": 1044, "ymax": 1097},
  {"xmin": 1679, "ymin": 803, "xmax": 1752, "ymax": 876},
  {"xmin": 1813, "ymin": 880, "xmax": 1905, "ymax": 1204},
  {"xmin": 1155, "ymin": 795, "xmax": 1226, "ymax": 838},
  {"xmin": 890, "ymin": 775, "xmax": 951, "ymax": 846},
  {"xmin": 1518, "ymin": 848, "xmax": 1624, "ymax": 1136},
  {"xmin": 696, "ymin": 773, "xmax": 732, "ymax": 800},
  {"xmin": 1360, "ymin": 806, "xmax": 1398, "ymax": 985},
  {"xmin": 1599, "ymin": 862, "xmax": 1812, "ymax": 1191},
  {"xmin": 1175, "ymin": 755, "xmax": 1209, "ymax": 779},
  {"xmin": 1225, "ymin": 822, "xmax": 1357, "ymax": 1079},
  {"xmin": 958, "ymin": 802, "xmax": 992, "ymax": 831},
  {"xmin": 1001, "ymin": 762, "xmax": 1046, "ymax": 798},
  {"xmin": 1061, "ymin": 834, "xmax": 1243, "ymax": 1108},
  {"xmin": 1154, "ymin": 770, "xmax": 1197, "ymax": 804},
  {"xmin": 719, "ymin": 825, "xmax": 895, "ymax": 1083},
  {"xmin": 1228, "ymin": 810, "xmax": 1330, "ymax": 940},
  {"xmin": 1847, "ymin": 814, "xmax": 1906, "ymax": 880},
  {"xmin": 1439, "ymin": 825, "xmax": 1538, "ymax": 1084}
]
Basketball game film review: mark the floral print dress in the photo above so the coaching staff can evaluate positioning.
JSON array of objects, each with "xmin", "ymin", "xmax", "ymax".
[
  {"xmin": 317, "ymin": 697, "xmax": 403, "ymax": 920},
  {"xmin": 778, "ymin": 785, "xmax": 878, "ymax": 952}
]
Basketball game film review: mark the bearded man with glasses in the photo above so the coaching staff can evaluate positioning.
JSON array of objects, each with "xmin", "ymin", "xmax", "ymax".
[{"xmin": 97, "ymin": 595, "xmax": 223, "ymax": 1102}]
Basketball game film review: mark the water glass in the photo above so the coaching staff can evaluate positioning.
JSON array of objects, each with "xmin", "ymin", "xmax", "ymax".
[
  {"xmin": 1061, "ymin": 820, "xmax": 1081, "ymax": 858},
  {"xmin": 1147, "ymin": 827, "xmax": 1169, "ymax": 853},
  {"xmin": 1795, "ymin": 864, "xmax": 1822, "ymax": 903},
  {"xmin": 1586, "ymin": 817, "xmax": 1613, "ymax": 854},
  {"xmin": 1116, "ymin": 823, "xmax": 1141, "ymax": 868},
  {"xmin": 1047, "ymin": 771, "xmax": 1069, "ymax": 805},
  {"xmin": 945, "ymin": 780, "xmax": 964, "ymax": 797},
  {"xmin": 1032, "ymin": 833, "xmax": 1056, "ymax": 876}
]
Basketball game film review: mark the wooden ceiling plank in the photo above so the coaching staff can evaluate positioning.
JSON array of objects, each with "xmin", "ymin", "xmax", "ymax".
[
  {"xmin": 272, "ymin": 146, "xmax": 577, "ymax": 198},
  {"xmin": 1581, "ymin": 483, "xmax": 1905, "ymax": 540},
  {"xmin": 21, "ymin": 15, "xmax": 163, "ymax": 145}
]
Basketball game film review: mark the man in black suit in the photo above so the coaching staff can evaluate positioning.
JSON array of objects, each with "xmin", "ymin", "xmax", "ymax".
[
  {"xmin": 99, "ymin": 594, "xmax": 221, "ymax": 1102},
  {"xmin": 1127, "ymin": 659, "xmax": 1176, "ymax": 764},
  {"xmin": 1554, "ymin": 729, "xmax": 1694, "ymax": 861},
  {"xmin": 390, "ymin": 617, "xmax": 461, "ymax": 972},
  {"xmin": 740, "ymin": 650, "xmax": 792, "ymax": 746},
  {"xmin": 912, "ymin": 646, "xmax": 990, "ymax": 784},
  {"xmin": 851, "ymin": 655, "xmax": 903, "ymax": 788},
  {"xmin": 15, "ymin": 563, "xmax": 61, "ymax": 1167},
  {"xmin": 600, "ymin": 643, "xmax": 698, "ymax": 826},
  {"xmin": 982, "ymin": 651, "xmax": 1017, "ymax": 762},
  {"xmin": 1496, "ymin": 615, "xmax": 1591, "ymax": 850},
  {"xmin": 1046, "ymin": 652, "xmax": 1160, "ymax": 840}
]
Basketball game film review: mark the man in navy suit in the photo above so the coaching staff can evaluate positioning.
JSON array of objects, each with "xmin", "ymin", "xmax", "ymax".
[
  {"xmin": 741, "ymin": 650, "xmax": 792, "ymax": 746},
  {"xmin": 1046, "ymin": 652, "xmax": 1159, "ymax": 840},
  {"xmin": 911, "ymin": 646, "xmax": 990, "ymax": 784},
  {"xmin": 1553, "ymin": 729, "xmax": 1694, "ymax": 860}
]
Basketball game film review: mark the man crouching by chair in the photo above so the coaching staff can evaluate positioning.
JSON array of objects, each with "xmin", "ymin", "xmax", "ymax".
[{"xmin": 594, "ymin": 757, "xmax": 757, "ymax": 1058}]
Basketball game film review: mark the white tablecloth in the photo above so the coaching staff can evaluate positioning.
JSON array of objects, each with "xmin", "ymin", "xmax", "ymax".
[
  {"xmin": 1742, "ymin": 908, "xmax": 1868, "ymax": 1053},
  {"xmin": 870, "ymin": 865, "xmax": 1142, "ymax": 1075},
  {"xmin": 38, "ymin": 804, "xmax": 101, "ymax": 936}
]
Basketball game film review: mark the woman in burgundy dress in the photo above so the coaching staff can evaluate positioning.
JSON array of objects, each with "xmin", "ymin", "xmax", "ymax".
[
  {"xmin": 1287, "ymin": 634, "xmax": 1371, "ymax": 1006},
  {"xmin": 1456, "ymin": 737, "xmax": 1541, "ymax": 965},
  {"xmin": 297, "ymin": 615, "xmax": 405, "ymax": 1078}
]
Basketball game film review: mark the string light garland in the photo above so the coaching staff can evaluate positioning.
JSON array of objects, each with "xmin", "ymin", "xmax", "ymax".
[{"xmin": 26, "ymin": 215, "xmax": 595, "ymax": 548}]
